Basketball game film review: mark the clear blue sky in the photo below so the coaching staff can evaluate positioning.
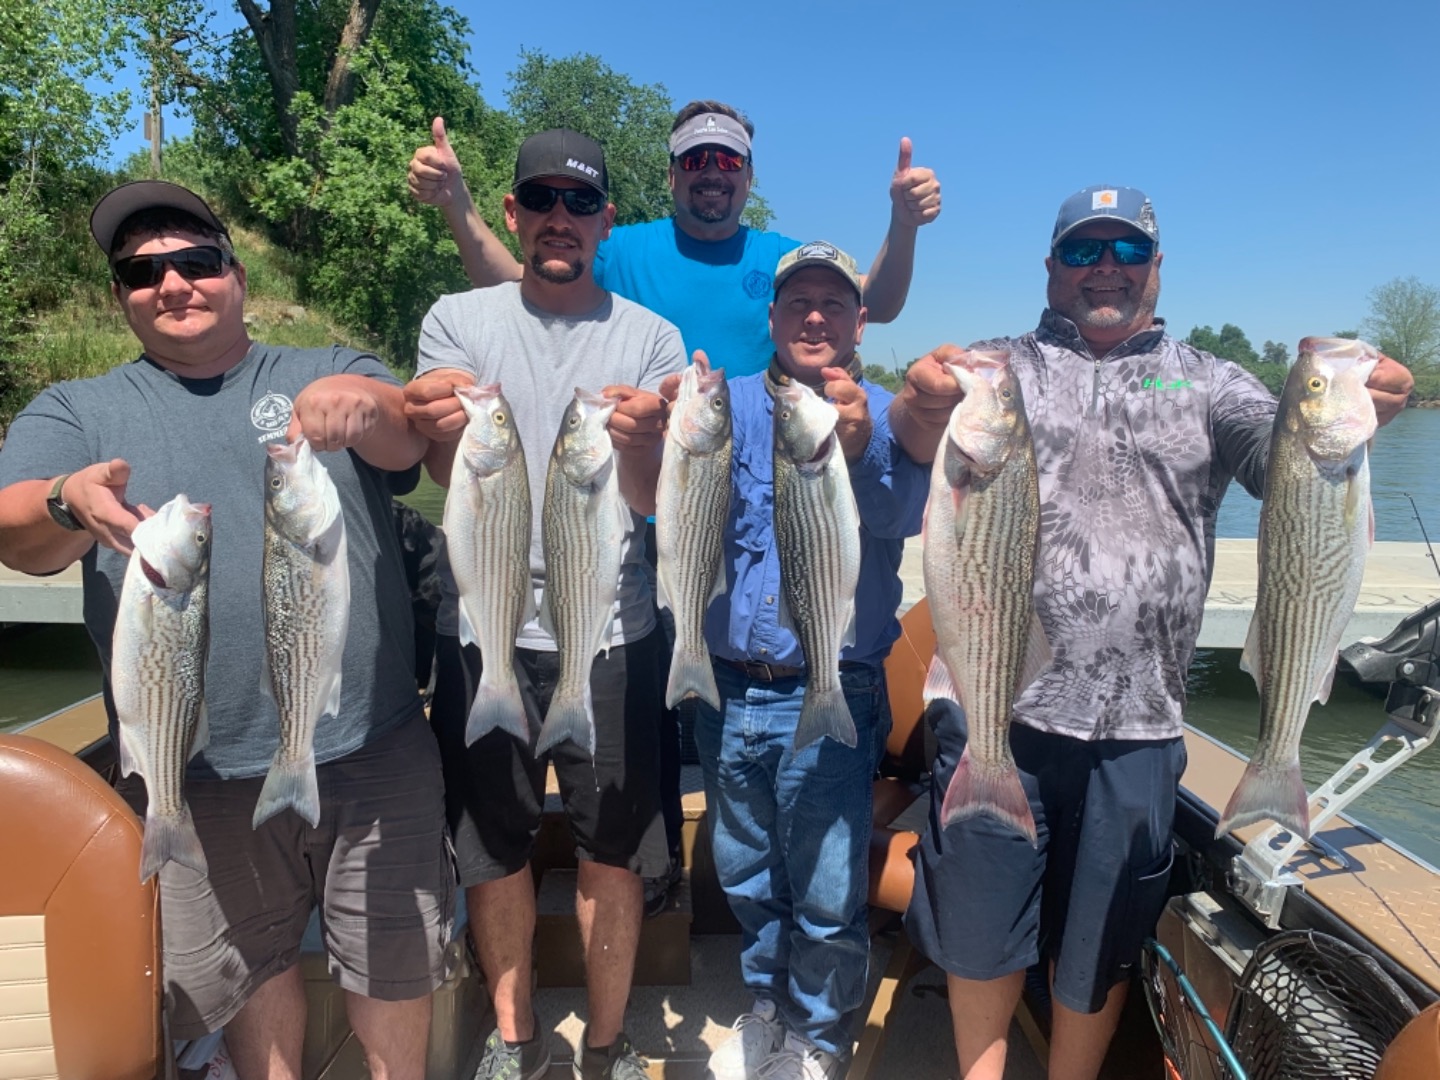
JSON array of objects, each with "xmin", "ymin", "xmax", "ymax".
[{"xmin": 115, "ymin": 0, "xmax": 1439, "ymax": 368}]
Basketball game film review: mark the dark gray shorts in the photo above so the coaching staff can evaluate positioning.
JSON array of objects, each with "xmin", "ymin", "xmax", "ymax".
[
  {"xmin": 904, "ymin": 702, "xmax": 1184, "ymax": 1014},
  {"xmin": 430, "ymin": 631, "xmax": 670, "ymax": 887},
  {"xmin": 121, "ymin": 713, "xmax": 454, "ymax": 1038}
]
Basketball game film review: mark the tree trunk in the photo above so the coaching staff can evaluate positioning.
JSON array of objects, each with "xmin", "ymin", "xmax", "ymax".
[
  {"xmin": 322, "ymin": 0, "xmax": 382, "ymax": 114},
  {"xmin": 236, "ymin": 0, "xmax": 301, "ymax": 158}
]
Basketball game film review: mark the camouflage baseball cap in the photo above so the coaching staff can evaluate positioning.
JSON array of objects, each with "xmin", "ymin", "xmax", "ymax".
[
  {"xmin": 774, "ymin": 241, "xmax": 863, "ymax": 299},
  {"xmin": 1051, "ymin": 185, "xmax": 1159, "ymax": 248}
]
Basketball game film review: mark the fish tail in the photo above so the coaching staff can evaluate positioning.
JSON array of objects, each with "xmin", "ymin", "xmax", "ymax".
[
  {"xmin": 535, "ymin": 684, "xmax": 596, "ymax": 757},
  {"xmin": 140, "ymin": 805, "xmax": 208, "ymax": 883},
  {"xmin": 1215, "ymin": 759, "xmax": 1310, "ymax": 839},
  {"xmin": 465, "ymin": 675, "xmax": 530, "ymax": 746},
  {"xmin": 665, "ymin": 648, "xmax": 719, "ymax": 710},
  {"xmin": 939, "ymin": 749, "xmax": 1038, "ymax": 846},
  {"xmin": 793, "ymin": 685, "xmax": 857, "ymax": 750},
  {"xmin": 252, "ymin": 751, "xmax": 321, "ymax": 829}
]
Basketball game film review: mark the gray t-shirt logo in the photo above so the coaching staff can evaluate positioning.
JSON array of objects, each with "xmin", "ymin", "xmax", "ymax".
[{"xmin": 251, "ymin": 392, "xmax": 293, "ymax": 443}]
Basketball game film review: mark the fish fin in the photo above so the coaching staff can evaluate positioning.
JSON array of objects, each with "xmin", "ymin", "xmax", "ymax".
[
  {"xmin": 522, "ymin": 583, "xmax": 538, "ymax": 625},
  {"xmin": 252, "ymin": 751, "xmax": 321, "ymax": 829},
  {"xmin": 1344, "ymin": 469, "xmax": 1365, "ymax": 532},
  {"xmin": 188, "ymin": 702, "xmax": 210, "ymax": 760},
  {"xmin": 139, "ymin": 804, "xmax": 207, "ymax": 883},
  {"xmin": 1017, "ymin": 613, "xmax": 1053, "ymax": 694},
  {"xmin": 776, "ymin": 590, "xmax": 796, "ymax": 635},
  {"xmin": 537, "ymin": 587, "xmax": 556, "ymax": 639},
  {"xmin": 793, "ymin": 685, "xmax": 857, "ymax": 750},
  {"xmin": 708, "ymin": 557, "xmax": 729, "ymax": 602},
  {"xmin": 117, "ymin": 719, "xmax": 144, "ymax": 779},
  {"xmin": 920, "ymin": 496, "xmax": 930, "ymax": 544},
  {"xmin": 951, "ymin": 474, "xmax": 972, "ymax": 536},
  {"xmin": 939, "ymin": 748, "xmax": 1037, "ymax": 846},
  {"xmin": 1239, "ymin": 617, "xmax": 1263, "ymax": 693},
  {"xmin": 1314, "ymin": 649, "xmax": 1339, "ymax": 706},
  {"xmin": 839, "ymin": 599, "xmax": 857, "ymax": 650},
  {"xmin": 922, "ymin": 654, "xmax": 961, "ymax": 707},
  {"xmin": 466, "ymin": 673, "xmax": 530, "ymax": 746},
  {"xmin": 655, "ymin": 558, "xmax": 675, "ymax": 614},
  {"xmin": 666, "ymin": 648, "xmax": 719, "ymax": 710},
  {"xmin": 1215, "ymin": 758, "xmax": 1310, "ymax": 839},
  {"xmin": 535, "ymin": 683, "xmax": 596, "ymax": 757},
  {"xmin": 457, "ymin": 601, "xmax": 478, "ymax": 650},
  {"xmin": 320, "ymin": 666, "xmax": 343, "ymax": 723}
]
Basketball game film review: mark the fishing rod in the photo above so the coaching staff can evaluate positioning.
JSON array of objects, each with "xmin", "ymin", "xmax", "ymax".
[{"xmin": 1404, "ymin": 492, "xmax": 1440, "ymax": 580}]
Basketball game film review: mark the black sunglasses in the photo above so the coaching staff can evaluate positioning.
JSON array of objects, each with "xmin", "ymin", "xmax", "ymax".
[
  {"xmin": 1054, "ymin": 236, "xmax": 1155, "ymax": 267},
  {"xmin": 513, "ymin": 181, "xmax": 606, "ymax": 217},
  {"xmin": 111, "ymin": 245, "xmax": 235, "ymax": 290},
  {"xmin": 673, "ymin": 146, "xmax": 748, "ymax": 172}
]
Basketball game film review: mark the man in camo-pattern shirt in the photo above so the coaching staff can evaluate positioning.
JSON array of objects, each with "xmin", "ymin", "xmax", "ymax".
[{"xmin": 887, "ymin": 185, "xmax": 1413, "ymax": 1080}]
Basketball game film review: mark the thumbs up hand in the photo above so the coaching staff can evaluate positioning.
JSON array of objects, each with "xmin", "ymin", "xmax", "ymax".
[
  {"xmin": 408, "ymin": 117, "xmax": 466, "ymax": 208},
  {"xmin": 889, "ymin": 136, "xmax": 941, "ymax": 228}
]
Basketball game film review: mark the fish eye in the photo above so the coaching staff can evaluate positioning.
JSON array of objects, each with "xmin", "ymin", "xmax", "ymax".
[
  {"xmin": 195, "ymin": 532, "xmax": 207, "ymax": 545},
  {"xmin": 1308, "ymin": 377, "xmax": 1325, "ymax": 392},
  {"xmin": 494, "ymin": 411, "xmax": 506, "ymax": 425},
  {"xmin": 779, "ymin": 408, "xmax": 791, "ymax": 421},
  {"xmin": 568, "ymin": 414, "xmax": 579, "ymax": 427},
  {"xmin": 711, "ymin": 398, "xmax": 725, "ymax": 410},
  {"xmin": 1001, "ymin": 388, "xmax": 1013, "ymax": 400},
  {"xmin": 269, "ymin": 476, "xmax": 282, "ymax": 489}
]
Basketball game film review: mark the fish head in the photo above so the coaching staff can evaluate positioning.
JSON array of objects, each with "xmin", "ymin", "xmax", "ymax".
[
  {"xmin": 671, "ymin": 362, "xmax": 732, "ymax": 455},
  {"xmin": 456, "ymin": 383, "xmax": 521, "ymax": 476},
  {"xmin": 1283, "ymin": 337, "xmax": 1380, "ymax": 462},
  {"xmin": 130, "ymin": 493, "xmax": 212, "ymax": 592},
  {"xmin": 773, "ymin": 379, "xmax": 839, "ymax": 465},
  {"xmin": 942, "ymin": 349, "xmax": 1026, "ymax": 473},
  {"xmin": 554, "ymin": 388, "xmax": 618, "ymax": 488},
  {"xmin": 264, "ymin": 435, "xmax": 342, "ymax": 543}
]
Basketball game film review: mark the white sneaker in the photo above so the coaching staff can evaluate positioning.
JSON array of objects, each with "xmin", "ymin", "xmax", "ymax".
[
  {"xmin": 706, "ymin": 998, "xmax": 785, "ymax": 1080},
  {"xmin": 755, "ymin": 1031, "xmax": 844, "ymax": 1080}
]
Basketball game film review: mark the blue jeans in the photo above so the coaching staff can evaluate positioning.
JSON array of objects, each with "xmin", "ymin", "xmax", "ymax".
[{"xmin": 693, "ymin": 660, "xmax": 891, "ymax": 1056}]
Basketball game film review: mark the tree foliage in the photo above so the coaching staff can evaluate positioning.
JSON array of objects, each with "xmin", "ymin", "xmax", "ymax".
[
  {"xmin": 1187, "ymin": 324, "xmax": 1260, "ymax": 366},
  {"xmin": 1260, "ymin": 340, "xmax": 1288, "ymax": 366},
  {"xmin": 1362, "ymin": 276, "xmax": 1440, "ymax": 371}
]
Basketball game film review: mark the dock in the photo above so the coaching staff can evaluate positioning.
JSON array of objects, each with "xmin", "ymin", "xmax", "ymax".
[{"xmin": 4, "ymin": 541, "xmax": 1439, "ymax": 648}]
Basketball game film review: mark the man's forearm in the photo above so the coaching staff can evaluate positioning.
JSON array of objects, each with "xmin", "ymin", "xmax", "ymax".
[
  {"xmin": 443, "ymin": 188, "xmax": 523, "ymax": 288},
  {"xmin": 321, "ymin": 377, "xmax": 428, "ymax": 471},
  {"xmin": 422, "ymin": 437, "xmax": 460, "ymax": 489},
  {"xmin": 615, "ymin": 447, "xmax": 661, "ymax": 518},
  {"xmin": 887, "ymin": 395, "xmax": 944, "ymax": 465},
  {"xmin": 860, "ymin": 214, "xmax": 919, "ymax": 324},
  {"xmin": 0, "ymin": 480, "xmax": 95, "ymax": 574}
]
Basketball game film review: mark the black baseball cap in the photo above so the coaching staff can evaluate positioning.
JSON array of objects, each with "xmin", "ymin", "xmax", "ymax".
[
  {"xmin": 91, "ymin": 180, "xmax": 230, "ymax": 257},
  {"xmin": 513, "ymin": 129, "xmax": 609, "ymax": 196}
]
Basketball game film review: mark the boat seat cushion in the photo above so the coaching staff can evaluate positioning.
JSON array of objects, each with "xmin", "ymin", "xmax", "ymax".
[{"xmin": 1375, "ymin": 1000, "xmax": 1440, "ymax": 1080}]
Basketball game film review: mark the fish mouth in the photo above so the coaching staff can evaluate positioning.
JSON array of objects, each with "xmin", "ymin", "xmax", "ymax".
[{"xmin": 139, "ymin": 556, "xmax": 167, "ymax": 590}]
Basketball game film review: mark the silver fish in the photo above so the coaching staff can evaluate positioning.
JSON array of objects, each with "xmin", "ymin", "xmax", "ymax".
[
  {"xmin": 112, "ymin": 494, "xmax": 212, "ymax": 882},
  {"xmin": 257, "ymin": 435, "xmax": 349, "ymax": 828},
  {"xmin": 657, "ymin": 354, "xmax": 733, "ymax": 709},
  {"xmin": 773, "ymin": 378, "xmax": 861, "ymax": 749},
  {"xmin": 922, "ymin": 351, "xmax": 1046, "ymax": 845},
  {"xmin": 537, "ymin": 389, "xmax": 627, "ymax": 756},
  {"xmin": 1217, "ymin": 337, "xmax": 1379, "ymax": 839},
  {"xmin": 446, "ymin": 384, "xmax": 534, "ymax": 745}
]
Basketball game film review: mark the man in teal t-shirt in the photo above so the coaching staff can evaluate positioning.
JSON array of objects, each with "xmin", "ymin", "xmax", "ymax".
[{"xmin": 407, "ymin": 99, "xmax": 942, "ymax": 376}]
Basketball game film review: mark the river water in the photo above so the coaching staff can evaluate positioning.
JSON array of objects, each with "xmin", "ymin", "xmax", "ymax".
[{"xmin": 4, "ymin": 411, "xmax": 1437, "ymax": 862}]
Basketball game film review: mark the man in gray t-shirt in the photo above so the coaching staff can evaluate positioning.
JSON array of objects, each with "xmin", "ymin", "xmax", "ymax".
[
  {"xmin": 404, "ymin": 129, "xmax": 683, "ymax": 1080},
  {"xmin": 0, "ymin": 181, "xmax": 451, "ymax": 1076}
]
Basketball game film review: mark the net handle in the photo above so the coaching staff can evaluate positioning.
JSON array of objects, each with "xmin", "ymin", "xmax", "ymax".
[{"xmin": 1145, "ymin": 938, "xmax": 1250, "ymax": 1080}]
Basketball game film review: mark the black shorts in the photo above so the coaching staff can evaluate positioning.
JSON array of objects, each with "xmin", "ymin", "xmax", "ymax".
[
  {"xmin": 430, "ymin": 631, "xmax": 670, "ymax": 887},
  {"xmin": 904, "ymin": 701, "xmax": 1185, "ymax": 1013}
]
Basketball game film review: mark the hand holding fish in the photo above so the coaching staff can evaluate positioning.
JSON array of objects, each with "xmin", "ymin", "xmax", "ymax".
[
  {"xmin": 888, "ymin": 344, "xmax": 969, "ymax": 464},
  {"xmin": 656, "ymin": 350, "xmax": 710, "ymax": 407},
  {"xmin": 288, "ymin": 378, "xmax": 382, "ymax": 453},
  {"xmin": 820, "ymin": 367, "xmax": 873, "ymax": 463},
  {"xmin": 603, "ymin": 385, "xmax": 668, "ymax": 456},
  {"xmin": 58, "ymin": 459, "xmax": 152, "ymax": 556},
  {"xmin": 1368, "ymin": 354, "xmax": 1415, "ymax": 427},
  {"xmin": 403, "ymin": 369, "xmax": 477, "ymax": 440}
]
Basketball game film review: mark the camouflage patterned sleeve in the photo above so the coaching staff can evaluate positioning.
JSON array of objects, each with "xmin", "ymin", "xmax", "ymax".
[{"xmin": 1211, "ymin": 358, "xmax": 1277, "ymax": 500}]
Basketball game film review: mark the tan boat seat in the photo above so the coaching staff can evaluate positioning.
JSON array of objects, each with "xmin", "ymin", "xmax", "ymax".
[
  {"xmin": 869, "ymin": 598, "xmax": 937, "ymax": 915},
  {"xmin": 1374, "ymin": 1000, "xmax": 1440, "ymax": 1080},
  {"xmin": 0, "ymin": 734, "xmax": 161, "ymax": 1080}
]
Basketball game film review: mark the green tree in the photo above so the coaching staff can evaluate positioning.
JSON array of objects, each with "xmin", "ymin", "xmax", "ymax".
[
  {"xmin": 1261, "ymin": 340, "xmax": 1289, "ymax": 366},
  {"xmin": 862, "ymin": 363, "xmax": 902, "ymax": 393},
  {"xmin": 1361, "ymin": 276, "xmax": 1440, "ymax": 371},
  {"xmin": 1186, "ymin": 324, "xmax": 1260, "ymax": 366}
]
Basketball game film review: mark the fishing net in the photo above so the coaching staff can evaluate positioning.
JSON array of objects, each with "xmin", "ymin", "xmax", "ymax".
[
  {"xmin": 1223, "ymin": 929, "xmax": 1418, "ymax": 1079},
  {"xmin": 1142, "ymin": 938, "xmax": 1247, "ymax": 1080}
]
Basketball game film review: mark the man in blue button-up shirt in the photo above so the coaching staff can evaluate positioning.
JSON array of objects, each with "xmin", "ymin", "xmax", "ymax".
[{"xmin": 663, "ymin": 242, "xmax": 935, "ymax": 1080}]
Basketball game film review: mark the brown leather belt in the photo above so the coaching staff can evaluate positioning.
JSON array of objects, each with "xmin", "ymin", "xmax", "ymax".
[{"xmin": 715, "ymin": 657, "xmax": 872, "ymax": 682}]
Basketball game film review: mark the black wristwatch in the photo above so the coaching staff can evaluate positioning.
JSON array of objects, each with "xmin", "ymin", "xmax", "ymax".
[{"xmin": 46, "ymin": 473, "xmax": 84, "ymax": 531}]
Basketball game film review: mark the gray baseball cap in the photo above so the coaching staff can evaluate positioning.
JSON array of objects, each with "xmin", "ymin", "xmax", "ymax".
[
  {"xmin": 91, "ymin": 180, "xmax": 230, "ymax": 257},
  {"xmin": 1051, "ymin": 185, "xmax": 1159, "ymax": 248},
  {"xmin": 513, "ymin": 128, "xmax": 609, "ymax": 195},
  {"xmin": 774, "ymin": 241, "xmax": 863, "ymax": 299},
  {"xmin": 668, "ymin": 112, "xmax": 752, "ymax": 158}
]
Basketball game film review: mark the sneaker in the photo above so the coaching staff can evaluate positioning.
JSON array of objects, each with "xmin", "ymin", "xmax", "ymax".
[
  {"xmin": 573, "ymin": 1029, "xmax": 650, "ymax": 1080},
  {"xmin": 642, "ymin": 856, "xmax": 682, "ymax": 918},
  {"xmin": 475, "ymin": 1027, "xmax": 552, "ymax": 1080},
  {"xmin": 755, "ymin": 1031, "xmax": 844, "ymax": 1080},
  {"xmin": 706, "ymin": 998, "xmax": 785, "ymax": 1080}
]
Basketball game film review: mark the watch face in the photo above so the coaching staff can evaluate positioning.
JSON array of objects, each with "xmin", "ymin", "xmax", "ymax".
[{"xmin": 47, "ymin": 495, "xmax": 82, "ymax": 531}]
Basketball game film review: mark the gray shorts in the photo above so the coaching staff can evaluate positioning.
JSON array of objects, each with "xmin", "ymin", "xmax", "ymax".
[{"xmin": 121, "ymin": 713, "xmax": 455, "ymax": 1038}]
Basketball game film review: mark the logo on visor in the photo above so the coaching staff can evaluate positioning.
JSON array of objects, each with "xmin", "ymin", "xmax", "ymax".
[
  {"xmin": 1092, "ymin": 190, "xmax": 1118, "ymax": 210},
  {"xmin": 566, "ymin": 157, "xmax": 599, "ymax": 179},
  {"xmin": 797, "ymin": 242, "xmax": 839, "ymax": 261}
]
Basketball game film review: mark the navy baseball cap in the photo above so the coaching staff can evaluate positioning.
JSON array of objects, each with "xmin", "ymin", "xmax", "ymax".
[
  {"xmin": 1051, "ymin": 185, "xmax": 1159, "ymax": 249},
  {"xmin": 513, "ymin": 128, "xmax": 608, "ymax": 195},
  {"xmin": 91, "ymin": 180, "xmax": 230, "ymax": 257}
]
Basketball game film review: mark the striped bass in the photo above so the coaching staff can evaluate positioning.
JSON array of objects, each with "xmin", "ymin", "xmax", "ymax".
[
  {"xmin": 1217, "ymin": 337, "xmax": 1379, "ymax": 839},
  {"xmin": 773, "ymin": 379, "xmax": 860, "ymax": 749},
  {"xmin": 923, "ymin": 351, "xmax": 1046, "ymax": 844},
  {"xmin": 112, "ymin": 494, "xmax": 212, "ymax": 882},
  {"xmin": 657, "ymin": 353, "xmax": 732, "ymax": 709},
  {"xmin": 537, "ymin": 389, "xmax": 627, "ymax": 756},
  {"xmin": 257, "ymin": 435, "xmax": 349, "ymax": 828},
  {"xmin": 446, "ymin": 384, "xmax": 534, "ymax": 745}
]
